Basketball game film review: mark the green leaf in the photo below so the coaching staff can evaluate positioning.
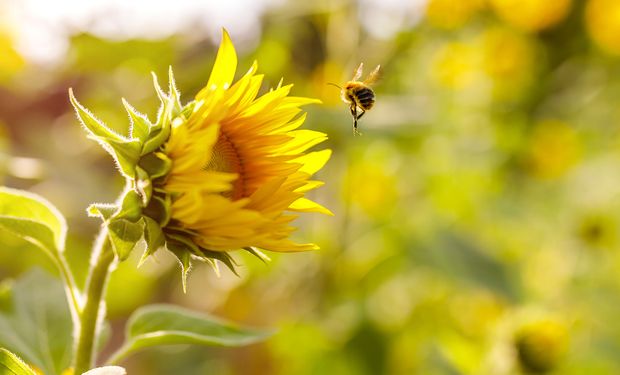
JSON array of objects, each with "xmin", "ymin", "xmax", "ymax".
[
  {"xmin": 110, "ymin": 304, "xmax": 272, "ymax": 363},
  {"xmin": 0, "ymin": 348, "xmax": 37, "ymax": 375},
  {"xmin": 0, "ymin": 269, "xmax": 73, "ymax": 375},
  {"xmin": 0, "ymin": 187, "xmax": 67, "ymax": 253},
  {"xmin": 108, "ymin": 219, "xmax": 145, "ymax": 261}
]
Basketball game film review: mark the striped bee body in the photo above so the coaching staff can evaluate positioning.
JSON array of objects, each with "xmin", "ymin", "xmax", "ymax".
[
  {"xmin": 336, "ymin": 63, "xmax": 381, "ymax": 136},
  {"xmin": 349, "ymin": 85, "xmax": 375, "ymax": 111}
]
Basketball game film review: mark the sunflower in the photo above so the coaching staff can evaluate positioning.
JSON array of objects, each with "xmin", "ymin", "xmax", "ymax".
[
  {"xmin": 163, "ymin": 30, "xmax": 332, "ymax": 254},
  {"xmin": 70, "ymin": 29, "xmax": 331, "ymax": 282}
]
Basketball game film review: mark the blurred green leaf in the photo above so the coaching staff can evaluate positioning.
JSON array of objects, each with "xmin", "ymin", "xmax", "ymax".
[
  {"xmin": 419, "ymin": 231, "xmax": 521, "ymax": 302},
  {"xmin": 0, "ymin": 187, "xmax": 67, "ymax": 253},
  {"xmin": 0, "ymin": 269, "xmax": 73, "ymax": 375},
  {"xmin": 0, "ymin": 348, "xmax": 37, "ymax": 375},
  {"xmin": 109, "ymin": 304, "xmax": 272, "ymax": 363}
]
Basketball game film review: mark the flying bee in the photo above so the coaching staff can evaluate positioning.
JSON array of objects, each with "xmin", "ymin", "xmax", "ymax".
[{"xmin": 330, "ymin": 63, "xmax": 381, "ymax": 136}]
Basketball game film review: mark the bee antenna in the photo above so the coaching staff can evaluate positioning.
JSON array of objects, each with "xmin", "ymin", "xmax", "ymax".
[{"xmin": 327, "ymin": 82, "xmax": 342, "ymax": 90}]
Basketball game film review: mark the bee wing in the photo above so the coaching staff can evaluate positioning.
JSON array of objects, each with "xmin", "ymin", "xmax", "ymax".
[
  {"xmin": 363, "ymin": 65, "xmax": 381, "ymax": 85},
  {"xmin": 352, "ymin": 63, "xmax": 364, "ymax": 81}
]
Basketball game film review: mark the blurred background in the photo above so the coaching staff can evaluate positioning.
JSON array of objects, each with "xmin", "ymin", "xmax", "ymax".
[{"xmin": 2, "ymin": 0, "xmax": 620, "ymax": 373}]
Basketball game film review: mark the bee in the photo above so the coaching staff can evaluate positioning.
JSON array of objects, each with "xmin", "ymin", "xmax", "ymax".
[{"xmin": 331, "ymin": 63, "xmax": 381, "ymax": 136}]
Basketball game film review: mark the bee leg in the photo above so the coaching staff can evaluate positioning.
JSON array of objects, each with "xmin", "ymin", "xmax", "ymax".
[
  {"xmin": 350, "ymin": 104, "xmax": 360, "ymax": 136},
  {"xmin": 354, "ymin": 108, "xmax": 365, "ymax": 136}
]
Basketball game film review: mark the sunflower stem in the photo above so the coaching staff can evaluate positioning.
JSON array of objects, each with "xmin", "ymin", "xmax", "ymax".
[{"xmin": 73, "ymin": 226, "xmax": 116, "ymax": 374}]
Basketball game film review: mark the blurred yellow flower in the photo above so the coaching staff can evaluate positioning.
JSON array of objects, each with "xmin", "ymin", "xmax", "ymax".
[
  {"xmin": 585, "ymin": 0, "xmax": 620, "ymax": 55},
  {"xmin": 514, "ymin": 319, "xmax": 568, "ymax": 373},
  {"xmin": 348, "ymin": 162, "xmax": 398, "ymax": 217},
  {"xmin": 431, "ymin": 42, "xmax": 479, "ymax": 90},
  {"xmin": 425, "ymin": 0, "xmax": 485, "ymax": 29},
  {"xmin": 526, "ymin": 120, "xmax": 581, "ymax": 179},
  {"xmin": 164, "ymin": 31, "xmax": 332, "ymax": 253},
  {"xmin": 480, "ymin": 27, "xmax": 536, "ymax": 99},
  {"xmin": 489, "ymin": 0, "xmax": 572, "ymax": 32}
]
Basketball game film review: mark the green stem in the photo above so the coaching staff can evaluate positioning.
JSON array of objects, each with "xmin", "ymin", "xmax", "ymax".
[
  {"xmin": 72, "ymin": 228, "xmax": 116, "ymax": 374},
  {"xmin": 52, "ymin": 252, "xmax": 81, "ymax": 323}
]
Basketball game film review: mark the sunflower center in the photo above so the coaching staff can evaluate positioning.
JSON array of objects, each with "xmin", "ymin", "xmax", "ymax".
[{"xmin": 205, "ymin": 130, "xmax": 245, "ymax": 199}]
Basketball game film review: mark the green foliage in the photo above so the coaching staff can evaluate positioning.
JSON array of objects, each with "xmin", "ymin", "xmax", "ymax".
[
  {"xmin": 0, "ymin": 348, "xmax": 37, "ymax": 375},
  {"xmin": 0, "ymin": 270, "xmax": 73, "ymax": 375},
  {"xmin": 0, "ymin": 187, "xmax": 67, "ymax": 254},
  {"xmin": 109, "ymin": 304, "xmax": 272, "ymax": 363}
]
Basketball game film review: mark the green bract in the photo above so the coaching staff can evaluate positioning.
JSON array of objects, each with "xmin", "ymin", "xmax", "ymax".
[{"xmin": 70, "ymin": 69, "xmax": 219, "ymax": 285}]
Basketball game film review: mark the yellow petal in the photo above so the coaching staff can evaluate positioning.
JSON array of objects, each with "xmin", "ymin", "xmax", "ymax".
[
  {"xmin": 201, "ymin": 29, "xmax": 237, "ymax": 96},
  {"xmin": 289, "ymin": 197, "xmax": 334, "ymax": 216},
  {"xmin": 295, "ymin": 149, "xmax": 332, "ymax": 175}
]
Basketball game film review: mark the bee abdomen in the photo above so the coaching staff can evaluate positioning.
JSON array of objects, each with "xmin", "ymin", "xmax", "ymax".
[{"xmin": 354, "ymin": 87, "xmax": 375, "ymax": 110}]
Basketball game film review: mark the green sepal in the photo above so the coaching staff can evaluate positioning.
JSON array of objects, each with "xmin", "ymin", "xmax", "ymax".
[
  {"xmin": 135, "ymin": 167, "xmax": 152, "ymax": 206},
  {"xmin": 0, "ymin": 348, "xmax": 37, "ymax": 375},
  {"xmin": 138, "ymin": 152, "xmax": 172, "ymax": 180},
  {"xmin": 122, "ymin": 98, "xmax": 152, "ymax": 143},
  {"xmin": 200, "ymin": 249, "xmax": 239, "ymax": 277},
  {"xmin": 116, "ymin": 189, "xmax": 143, "ymax": 223},
  {"xmin": 143, "ymin": 194, "xmax": 171, "ymax": 227},
  {"xmin": 244, "ymin": 247, "xmax": 271, "ymax": 264},
  {"xmin": 142, "ymin": 124, "xmax": 171, "ymax": 156},
  {"xmin": 107, "ymin": 218, "xmax": 145, "ymax": 261},
  {"xmin": 69, "ymin": 89, "xmax": 126, "ymax": 143},
  {"xmin": 165, "ymin": 240, "xmax": 193, "ymax": 293},
  {"xmin": 69, "ymin": 90, "xmax": 141, "ymax": 178},
  {"xmin": 143, "ymin": 74, "xmax": 173, "ymax": 155},
  {"xmin": 105, "ymin": 138, "xmax": 142, "ymax": 178},
  {"xmin": 138, "ymin": 216, "xmax": 166, "ymax": 266},
  {"xmin": 87, "ymin": 203, "xmax": 118, "ymax": 221},
  {"xmin": 166, "ymin": 66, "xmax": 183, "ymax": 116}
]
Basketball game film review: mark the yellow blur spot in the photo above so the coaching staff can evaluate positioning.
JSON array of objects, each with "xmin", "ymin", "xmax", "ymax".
[
  {"xmin": 425, "ymin": 0, "xmax": 485, "ymax": 29},
  {"xmin": 0, "ymin": 34, "xmax": 25, "ymax": 81},
  {"xmin": 585, "ymin": 0, "xmax": 620, "ymax": 55},
  {"xmin": 349, "ymin": 161, "xmax": 398, "ymax": 218},
  {"xmin": 431, "ymin": 42, "xmax": 478, "ymax": 90},
  {"xmin": 526, "ymin": 120, "xmax": 581, "ymax": 179},
  {"xmin": 490, "ymin": 0, "xmax": 572, "ymax": 32}
]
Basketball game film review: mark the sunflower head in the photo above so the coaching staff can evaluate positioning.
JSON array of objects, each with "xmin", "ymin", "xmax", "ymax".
[{"xmin": 70, "ymin": 30, "xmax": 331, "ymax": 289}]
